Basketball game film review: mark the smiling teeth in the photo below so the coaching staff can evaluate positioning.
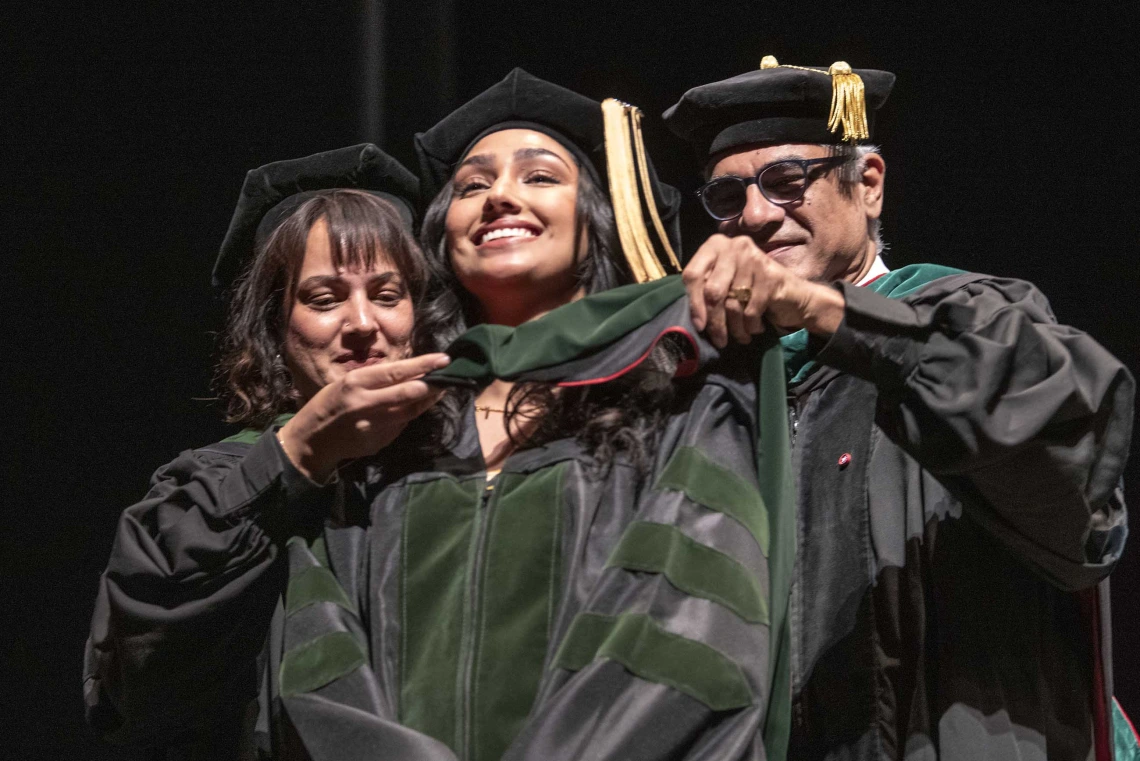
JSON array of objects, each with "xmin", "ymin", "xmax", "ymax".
[{"xmin": 480, "ymin": 227, "xmax": 537, "ymax": 244}]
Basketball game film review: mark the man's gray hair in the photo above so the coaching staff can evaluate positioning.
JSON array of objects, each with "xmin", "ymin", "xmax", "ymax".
[{"xmin": 828, "ymin": 143, "xmax": 885, "ymax": 255}]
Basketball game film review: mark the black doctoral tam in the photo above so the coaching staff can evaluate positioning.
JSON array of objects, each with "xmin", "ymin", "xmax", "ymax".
[
  {"xmin": 664, "ymin": 57, "xmax": 896, "ymax": 159},
  {"xmin": 213, "ymin": 144, "xmax": 419, "ymax": 288}
]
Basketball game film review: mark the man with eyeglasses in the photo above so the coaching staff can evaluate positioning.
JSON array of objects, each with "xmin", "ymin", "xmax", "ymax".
[{"xmin": 665, "ymin": 59, "xmax": 1135, "ymax": 759}]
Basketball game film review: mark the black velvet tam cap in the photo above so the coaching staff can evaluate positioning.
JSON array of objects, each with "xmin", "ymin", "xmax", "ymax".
[
  {"xmin": 212, "ymin": 144, "xmax": 419, "ymax": 288},
  {"xmin": 415, "ymin": 68, "xmax": 609, "ymax": 202},
  {"xmin": 663, "ymin": 59, "xmax": 896, "ymax": 159}
]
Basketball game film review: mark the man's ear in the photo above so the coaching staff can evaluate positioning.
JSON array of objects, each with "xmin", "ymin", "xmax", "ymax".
[{"xmin": 860, "ymin": 152, "xmax": 885, "ymax": 220}]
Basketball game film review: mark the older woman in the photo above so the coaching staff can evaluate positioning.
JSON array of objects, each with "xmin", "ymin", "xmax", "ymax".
[{"xmin": 84, "ymin": 144, "xmax": 448, "ymax": 754}]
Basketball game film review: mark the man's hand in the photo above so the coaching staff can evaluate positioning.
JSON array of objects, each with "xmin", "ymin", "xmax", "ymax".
[
  {"xmin": 682, "ymin": 234, "xmax": 845, "ymax": 348},
  {"xmin": 277, "ymin": 353, "xmax": 450, "ymax": 483}
]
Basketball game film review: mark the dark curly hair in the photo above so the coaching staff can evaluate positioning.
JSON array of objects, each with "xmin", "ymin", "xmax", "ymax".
[
  {"xmin": 215, "ymin": 189, "xmax": 427, "ymax": 429},
  {"xmin": 414, "ymin": 162, "xmax": 680, "ymax": 470}
]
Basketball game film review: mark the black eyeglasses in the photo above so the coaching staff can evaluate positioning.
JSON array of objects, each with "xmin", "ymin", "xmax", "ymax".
[{"xmin": 696, "ymin": 155, "xmax": 853, "ymax": 221}]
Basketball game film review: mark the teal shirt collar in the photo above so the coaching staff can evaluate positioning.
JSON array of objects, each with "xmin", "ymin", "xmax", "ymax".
[{"xmin": 781, "ymin": 263, "xmax": 966, "ymax": 385}]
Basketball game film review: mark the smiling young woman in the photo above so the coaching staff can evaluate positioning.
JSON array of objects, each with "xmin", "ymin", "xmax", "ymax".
[
  {"xmin": 443, "ymin": 128, "xmax": 588, "ymax": 325},
  {"xmin": 258, "ymin": 69, "xmax": 783, "ymax": 761},
  {"xmin": 86, "ymin": 74, "xmax": 783, "ymax": 761},
  {"xmin": 413, "ymin": 72, "xmax": 687, "ymax": 472}
]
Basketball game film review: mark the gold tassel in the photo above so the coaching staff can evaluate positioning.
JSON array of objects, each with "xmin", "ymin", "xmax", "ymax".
[
  {"xmin": 629, "ymin": 108, "xmax": 681, "ymax": 273},
  {"xmin": 601, "ymin": 99, "xmax": 668, "ymax": 283},
  {"xmin": 757, "ymin": 55, "xmax": 870, "ymax": 142},
  {"xmin": 826, "ymin": 61, "xmax": 869, "ymax": 142}
]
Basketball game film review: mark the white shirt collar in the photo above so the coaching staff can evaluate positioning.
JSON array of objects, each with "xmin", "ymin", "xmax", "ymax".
[{"xmin": 855, "ymin": 255, "xmax": 890, "ymax": 287}]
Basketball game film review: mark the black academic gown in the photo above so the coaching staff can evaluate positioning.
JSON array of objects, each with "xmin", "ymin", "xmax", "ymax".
[
  {"xmin": 781, "ymin": 269, "xmax": 1132, "ymax": 760},
  {"xmin": 86, "ymin": 292, "xmax": 784, "ymax": 760},
  {"xmin": 86, "ymin": 268, "xmax": 1134, "ymax": 760}
]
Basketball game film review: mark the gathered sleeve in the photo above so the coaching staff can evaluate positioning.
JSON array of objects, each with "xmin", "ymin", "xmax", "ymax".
[
  {"xmin": 818, "ymin": 275, "xmax": 1133, "ymax": 590},
  {"xmin": 84, "ymin": 430, "xmax": 338, "ymax": 745}
]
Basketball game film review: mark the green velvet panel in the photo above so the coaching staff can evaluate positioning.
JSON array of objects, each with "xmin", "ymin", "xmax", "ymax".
[
  {"xmin": 470, "ymin": 464, "xmax": 567, "ymax": 761},
  {"xmin": 285, "ymin": 565, "xmax": 356, "ymax": 616},
  {"xmin": 279, "ymin": 630, "xmax": 367, "ymax": 697},
  {"xmin": 606, "ymin": 521, "xmax": 767, "ymax": 624},
  {"xmin": 655, "ymin": 446, "xmax": 769, "ymax": 556},
  {"xmin": 308, "ymin": 533, "xmax": 331, "ymax": 568},
  {"xmin": 399, "ymin": 476, "xmax": 482, "ymax": 752},
  {"xmin": 755, "ymin": 337, "xmax": 795, "ymax": 759},
  {"xmin": 428, "ymin": 276, "xmax": 686, "ymax": 386},
  {"xmin": 221, "ymin": 412, "xmax": 297, "ymax": 443},
  {"xmin": 553, "ymin": 611, "xmax": 753, "ymax": 712}
]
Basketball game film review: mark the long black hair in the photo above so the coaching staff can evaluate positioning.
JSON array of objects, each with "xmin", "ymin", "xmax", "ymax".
[{"xmin": 413, "ymin": 162, "xmax": 681, "ymax": 470}]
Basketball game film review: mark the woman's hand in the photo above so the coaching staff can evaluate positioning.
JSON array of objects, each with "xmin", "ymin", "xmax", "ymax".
[
  {"xmin": 682, "ymin": 234, "xmax": 845, "ymax": 347},
  {"xmin": 277, "ymin": 353, "xmax": 451, "ymax": 483}
]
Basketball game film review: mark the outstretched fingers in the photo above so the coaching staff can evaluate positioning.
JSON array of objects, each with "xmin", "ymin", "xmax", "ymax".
[{"xmin": 348, "ymin": 352, "xmax": 451, "ymax": 390}]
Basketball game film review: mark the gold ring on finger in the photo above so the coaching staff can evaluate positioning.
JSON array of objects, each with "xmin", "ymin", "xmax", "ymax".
[{"xmin": 727, "ymin": 287, "xmax": 752, "ymax": 303}]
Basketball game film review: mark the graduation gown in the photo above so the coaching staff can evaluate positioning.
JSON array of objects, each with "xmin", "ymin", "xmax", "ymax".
[
  {"xmin": 86, "ymin": 277, "xmax": 792, "ymax": 760},
  {"xmin": 86, "ymin": 268, "xmax": 1133, "ymax": 760},
  {"xmin": 779, "ymin": 266, "xmax": 1132, "ymax": 760}
]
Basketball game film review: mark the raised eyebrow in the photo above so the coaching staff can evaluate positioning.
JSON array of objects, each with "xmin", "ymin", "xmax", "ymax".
[
  {"xmin": 297, "ymin": 272, "xmax": 401, "ymax": 289},
  {"xmin": 710, "ymin": 154, "xmax": 813, "ymax": 180},
  {"xmin": 367, "ymin": 271, "xmax": 403, "ymax": 285},
  {"xmin": 763, "ymin": 153, "xmax": 810, "ymax": 166},
  {"xmin": 456, "ymin": 153, "xmax": 495, "ymax": 171},
  {"xmin": 296, "ymin": 274, "xmax": 340, "ymax": 290},
  {"xmin": 514, "ymin": 146, "xmax": 572, "ymax": 169}
]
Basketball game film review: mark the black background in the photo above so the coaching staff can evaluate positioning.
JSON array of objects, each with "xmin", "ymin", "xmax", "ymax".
[{"xmin": 7, "ymin": 1, "xmax": 1138, "ymax": 756}]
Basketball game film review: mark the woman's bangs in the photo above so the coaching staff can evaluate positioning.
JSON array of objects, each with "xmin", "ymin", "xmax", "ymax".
[{"xmin": 324, "ymin": 193, "xmax": 392, "ymax": 273}]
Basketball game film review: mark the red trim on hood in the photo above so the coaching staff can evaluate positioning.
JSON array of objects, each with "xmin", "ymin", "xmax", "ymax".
[
  {"xmin": 556, "ymin": 327, "xmax": 700, "ymax": 388},
  {"xmin": 860, "ymin": 272, "xmax": 887, "ymax": 288}
]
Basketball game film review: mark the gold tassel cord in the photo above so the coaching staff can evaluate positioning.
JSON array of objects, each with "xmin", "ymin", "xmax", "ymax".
[
  {"xmin": 629, "ymin": 108, "xmax": 682, "ymax": 273},
  {"xmin": 826, "ymin": 62, "xmax": 869, "ymax": 143},
  {"xmin": 601, "ymin": 99, "xmax": 648, "ymax": 283},
  {"xmin": 623, "ymin": 104, "xmax": 667, "ymax": 280},
  {"xmin": 758, "ymin": 56, "xmax": 869, "ymax": 143},
  {"xmin": 602, "ymin": 99, "xmax": 667, "ymax": 283}
]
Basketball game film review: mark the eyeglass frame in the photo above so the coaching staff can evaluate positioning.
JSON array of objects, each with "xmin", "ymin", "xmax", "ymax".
[{"xmin": 695, "ymin": 155, "xmax": 854, "ymax": 221}]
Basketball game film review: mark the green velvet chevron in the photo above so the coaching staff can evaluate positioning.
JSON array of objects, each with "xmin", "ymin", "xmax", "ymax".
[
  {"xmin": 655, "ymin": 446, "xmax": 770, "ymax": 556},
  {"xmin": 606, "ymin": 521, "xmax": 767, "ymax": 624},
  {"xmin": 553, "ymin": 612, "xmax": 753, "ymax": 711},
  {"xmin": 279, "ymin": 535, "xmax": 367, "ymax": 698}
]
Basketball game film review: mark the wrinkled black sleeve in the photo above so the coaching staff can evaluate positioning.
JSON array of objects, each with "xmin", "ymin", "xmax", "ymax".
[
  {"xmin": 84, "ymin": 430, "xmax": 337, "ymax": 745},
  {"xmin": 818, "ymin": 274, "xmax": 1133, "ymax": 590}
]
